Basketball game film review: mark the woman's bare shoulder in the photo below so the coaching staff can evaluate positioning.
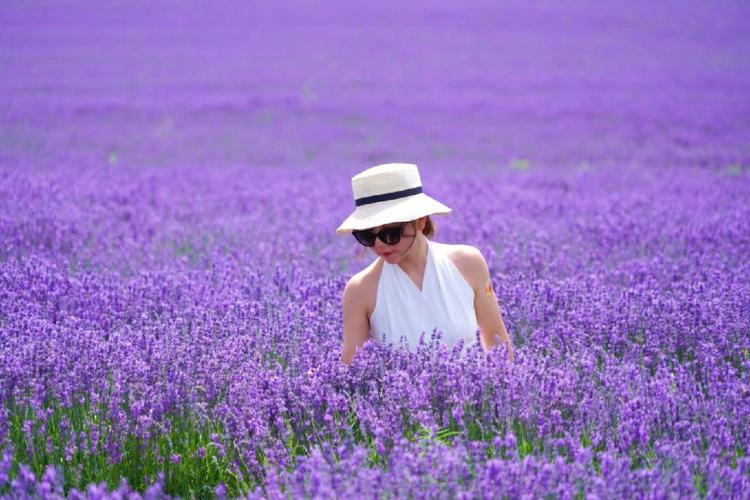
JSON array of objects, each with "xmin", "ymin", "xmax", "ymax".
[
  {"xmin": 439, "ymin": 242, "xmax": 488, "ymax": 289},
  {"xmin": 342, "ymin": 258, "xmax": 383, "ymax": 312}
]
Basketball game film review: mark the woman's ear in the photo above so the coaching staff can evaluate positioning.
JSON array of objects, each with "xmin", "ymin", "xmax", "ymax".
[{"xmin": 417, "ymin": 216, "xmax": 427, "ymax": 232}]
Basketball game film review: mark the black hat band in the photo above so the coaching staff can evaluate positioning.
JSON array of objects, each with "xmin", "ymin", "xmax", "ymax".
[{"xmin": 355, "ymin": 186, "xmax": 423, "ymax": 207}]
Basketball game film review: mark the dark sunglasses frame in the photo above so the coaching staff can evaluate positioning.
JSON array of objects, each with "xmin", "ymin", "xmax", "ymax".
[{"xmin": 352, "ymin": 221, "xmax": 414, "ymax": 247}]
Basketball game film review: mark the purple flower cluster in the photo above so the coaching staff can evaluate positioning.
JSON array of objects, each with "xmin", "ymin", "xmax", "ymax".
[
  {"xmin": 2, "ymin": 0, "xmax": 750, "ymax": 496},
  {"xmin": 251, "ymin": 439, "xmax": 750, "ymax": 499},
  {"xmin": 1, "ymin": 161, "xmax": 748, "ymax": 496},
  {"xmin": 0, "ymin": 449, "xmax": 169, "ymax": 499}
]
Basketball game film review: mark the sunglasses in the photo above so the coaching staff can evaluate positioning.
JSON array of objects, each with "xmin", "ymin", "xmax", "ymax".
[{"xmin": 352, "ymin": 222, "xmax": 414, "ymax": 247}]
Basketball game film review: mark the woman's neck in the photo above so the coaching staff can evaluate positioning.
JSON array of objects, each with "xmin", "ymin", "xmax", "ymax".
[{"xmin": 397, "ymin": 234, "xmax": 428, "ymax": 277}]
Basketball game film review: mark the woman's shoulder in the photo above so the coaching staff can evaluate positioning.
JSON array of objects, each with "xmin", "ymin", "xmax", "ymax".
[
  {"xmin": 342, "ymin": 258, "xmax": 383, "ymax": 308},
  {"xmin": 432, "ymin": 241, "xmax": 488, "ymax": 289},
  {"xmin": 432, "ymin": 240, "xmax": 484, "ymax": 263},
  {"xmin": 347, "ymin": 257, "xmax": 384, "ymax": 285}
]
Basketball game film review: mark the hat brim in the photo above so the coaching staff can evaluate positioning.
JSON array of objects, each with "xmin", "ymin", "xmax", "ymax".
[{"xmin": 336, "ymin": 193, "xmax": 452, "ymax": 234}]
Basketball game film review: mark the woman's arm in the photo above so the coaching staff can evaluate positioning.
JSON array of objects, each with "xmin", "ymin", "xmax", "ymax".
[
  {"xmin": 341, "ymin": 277, "xmax": 371, "ymax": 364},
  {"xmin": 453, "ymin": 246, "xmax": 514, "ymax": 361},
  {"xmin": 476, "ymin": 290, "xmax": 514, "ymax": 362}
]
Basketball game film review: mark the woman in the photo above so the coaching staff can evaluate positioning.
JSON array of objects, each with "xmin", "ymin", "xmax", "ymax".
[{"xmin": 337, "ymin": 163, "xmax": 514, "ymax": 364}]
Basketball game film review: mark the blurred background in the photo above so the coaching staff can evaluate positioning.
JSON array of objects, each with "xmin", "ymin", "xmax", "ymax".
[{"xmin": 2, "ymin": 0, "xmax": 749, "ymax": 173}]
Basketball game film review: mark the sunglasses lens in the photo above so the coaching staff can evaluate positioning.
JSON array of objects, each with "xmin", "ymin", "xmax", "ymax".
[
  {"xmin": 353, "ymin": 230, "xmax": 376, "ymax": 247},
  {"xmin": 380, "ymin": 226, "xmax": 402, "ymax": 245}
]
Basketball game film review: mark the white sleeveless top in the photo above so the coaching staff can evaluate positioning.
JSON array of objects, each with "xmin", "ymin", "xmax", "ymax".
[{"xmin": 369, "ymin": 239, "xmax": 479, "ymax": 350}]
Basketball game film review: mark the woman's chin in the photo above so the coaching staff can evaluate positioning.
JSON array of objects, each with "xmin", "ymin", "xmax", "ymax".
[{"xmin": 379, "ymin": 251, "xmax": 399, "ymax": 263}]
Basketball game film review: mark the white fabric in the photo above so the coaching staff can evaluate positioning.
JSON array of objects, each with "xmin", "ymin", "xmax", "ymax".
[
  {"xmin": 369, "ymin": 239, "xmax": 478, "ymax": 349},
  {"xmin": 352, "ymin": 162, "xmax": 422, "ymax": 199}
]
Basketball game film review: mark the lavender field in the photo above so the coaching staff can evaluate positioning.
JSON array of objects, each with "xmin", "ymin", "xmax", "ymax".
[{"xmin": 2, "ymin": 1, "xmax": 750, "ymax": 498}]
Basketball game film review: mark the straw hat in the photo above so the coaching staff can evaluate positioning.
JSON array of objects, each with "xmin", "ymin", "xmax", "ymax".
[{"xmin": 336, "ymin": 163, "xmax": 452, "ymax": 234}]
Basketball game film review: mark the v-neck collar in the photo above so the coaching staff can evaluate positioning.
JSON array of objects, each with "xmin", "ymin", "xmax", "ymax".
[{"xmin": 392, "ymin": 239, "xmax": 432, "ymax": 294}]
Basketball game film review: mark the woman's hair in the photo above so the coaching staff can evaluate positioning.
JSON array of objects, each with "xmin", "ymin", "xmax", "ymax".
[{"xmin": 423, "ymin": 215, "xmax": 435, "ymax": 238}]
